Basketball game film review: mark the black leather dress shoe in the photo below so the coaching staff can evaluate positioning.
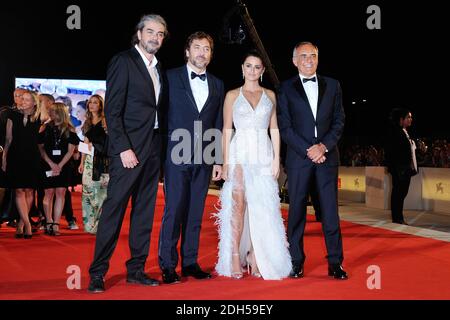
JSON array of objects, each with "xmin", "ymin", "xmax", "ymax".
[
  {"xmin": 328, "ymin": 264, "xmax": 348, "ymax": 280},
  {"xmin": 162, "ymin": 269, "xmax": 181, "ymax": 284},
  {"xmin": 181, "ymin": 264, "xmax": 212, "ymax": 279},
  {"xmin": 127, "ymin": 270, "xmax": 159, "ymax": 286},
  {"xmin": 88, "ymin": 277, "xmax": 105, "ymax": 293},
  {"xmin": 289, "ymin": 264, "xmax": 304, "ymax": 278},
  {"xmin": 393, "ymin": 220, "xmax": 409, "ymax": 225}
]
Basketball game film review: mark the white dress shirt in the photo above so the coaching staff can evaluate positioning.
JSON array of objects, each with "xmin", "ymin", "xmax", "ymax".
[
  {"xmin": 299, "ymin": 73, "xmax": 319, "ymax": 137},
  {"xmin": 187, "ymin": 64, "xmax": 209, "ymax": 113},
  {"xmin": 135, "ymin": 44, "xmax": 159, "ymax": 129},
  {"xmin": 403, "ymin": 128, "xmax": 418, "ymax": 172}
]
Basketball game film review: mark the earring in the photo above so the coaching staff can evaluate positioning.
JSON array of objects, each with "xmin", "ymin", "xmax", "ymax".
[
  {"xmin": 242, "ymin": 72, "xmax": 245, "ymax": 80},
  {"xmin": 260, "ymin": 74, "xmax": 263, "ymax": 82}
]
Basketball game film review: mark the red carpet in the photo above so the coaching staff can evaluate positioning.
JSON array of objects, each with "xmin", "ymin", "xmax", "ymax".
[{"xmin": 1, "ymin": 186, "xmax": 449, "ymax": 300}]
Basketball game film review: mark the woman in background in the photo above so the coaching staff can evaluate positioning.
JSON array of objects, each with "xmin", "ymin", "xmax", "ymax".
[
  {"xmin": 2, "ymin": 90, "xmax": 41, "ymax": 238},
  {"xmin": 78, "ymin": 95, "xmax": 109, "ymax": 234},
  {"xmin": 38, "ymin": 103, "xmax": 79, "ymax": 235}
]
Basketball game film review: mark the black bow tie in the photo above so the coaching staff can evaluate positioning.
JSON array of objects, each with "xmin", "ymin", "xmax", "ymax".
[
  {"xmin": 191, "ymin": 71, "xmax": 206, "ymax": 81},
  {"xmin": 302, "ymin": 77, "xmax": 316, "ymax": 83}
]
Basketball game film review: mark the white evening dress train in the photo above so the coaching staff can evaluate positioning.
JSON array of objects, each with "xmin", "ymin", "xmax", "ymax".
[{"xmin": 214, "ymin": 88, "xmax": 292, "ymax": 280}]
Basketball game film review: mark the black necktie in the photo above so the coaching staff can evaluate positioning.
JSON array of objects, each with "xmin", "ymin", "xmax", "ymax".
[
  {"xmin": 191, "ymin": 71, "xmax": 206, "ymax": 81},
  {"xmin": 302, "ymin": 76, "xmax": 316, "ymax": 83}
]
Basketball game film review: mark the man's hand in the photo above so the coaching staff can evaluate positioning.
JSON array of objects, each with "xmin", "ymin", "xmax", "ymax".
[
  {"xmin": 307, "ymin": 143, "xmax": 327, "ymax": 163},
  {"xmin": 120, "ymin": 149, "xmax": 139, "ymax": 169},
  {"xmin": 313, "ymin": 155, "xmax": 327, "ymax": 164},
  {"xmin": 212, "ymin": 165, "xmax": 222, "ymax": 181}
]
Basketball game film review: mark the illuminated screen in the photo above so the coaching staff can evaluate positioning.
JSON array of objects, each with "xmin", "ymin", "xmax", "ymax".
[{"xmin": 15, "ymin": 77, "xmax": 106, "ymax": 139}]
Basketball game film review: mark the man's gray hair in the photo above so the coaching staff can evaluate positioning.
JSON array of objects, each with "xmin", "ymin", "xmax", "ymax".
[
  {"xmin": 292, "ymin": 41, "xmax": 319, "ymax": 57},
  {"xmin": 132, "ymin": 14, "xmax": 169, "ymax": 45}
]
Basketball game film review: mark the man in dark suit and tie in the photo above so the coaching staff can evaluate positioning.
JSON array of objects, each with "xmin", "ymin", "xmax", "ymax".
[
  {"xmin": 88, "ymin": 14, "xmax": 168, "ymax": 293},
  {"xmin": 277, "ymin": 41, "xmax": 348, "ymax": 280},
  {"xmin": 158, "ymin": 31, "xmax": 224, "ymax": 284}
]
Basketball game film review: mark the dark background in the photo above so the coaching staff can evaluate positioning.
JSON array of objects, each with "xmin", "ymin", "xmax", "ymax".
[{"xmin": 0, "ymin": 0, "xmax": 447, "ymax": 142}]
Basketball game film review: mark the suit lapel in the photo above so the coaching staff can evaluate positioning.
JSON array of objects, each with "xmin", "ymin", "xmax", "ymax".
[
  {"xmin": 130, "ymin": 47, "xmax": 156, "ymax": 105},
  {"xmin": 317, "ymin": 75, "xmax": 327, "ymax": 112},
  {"xmin": 179, "ymin": 66, "xmax": 200, "ymax": 115},
  {"xmin": 200, "ymin": 73, "xmax": 215, "ymax": 115},
  {"xmin": 155, "ymin": 62, "xmax": 164, "ymax": 109},
  {"xmin": 292, "ymin": 77, "xmax": 315, "ymax": 122}
]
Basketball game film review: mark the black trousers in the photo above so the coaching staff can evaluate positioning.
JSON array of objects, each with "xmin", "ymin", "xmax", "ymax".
[
  {"xmin": 309, "ymin": 178, "xmax": 321, "ymax": 221},
  {"xmin": 158, "ymin": 164, "xmax": 211, "ymax": 270},
  {"xmin": 390, "ymin": 171, "xmax": 411, "ymax": 223},
  {"xmin": 287, "ymin": 164, "xmax": 344, "ymax": 266},
  {"xmin": 89, "ymin": 134, "xmax": 161, "ymax": 277}
]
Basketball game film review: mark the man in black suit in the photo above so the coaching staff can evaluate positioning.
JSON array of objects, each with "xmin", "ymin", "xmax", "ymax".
[
  {"xmin": 277, "ymin": 41, "xmax": 347, "ymax": 280},
  {"xmin": 158, "ymin": 32, "xmax": 224, "ymax": 284},
  {"xmin": 385, "ymin": 108, "xmax": 417, "ymax": 225},
  {"xmin": 88, "ymin": 14, "xmax": 168, "ymax": 293}
]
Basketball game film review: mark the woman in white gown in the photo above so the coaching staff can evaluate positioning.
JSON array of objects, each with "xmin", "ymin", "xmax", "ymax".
[{"xmin": 215, "ymin": 50, "xmax": 292, "ymax": 280}]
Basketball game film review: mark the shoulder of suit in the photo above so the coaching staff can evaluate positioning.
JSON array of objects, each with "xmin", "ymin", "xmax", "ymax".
[
  {"xmin": 109, "ymin": 48, "xmax": 135, "ymax": 63},
  {"xmin": 278, "ymin": 76, "xmax": 296, "ymax": 90},
  {"xmin": 391, "ymin": 126, "xmax": 405, "ymax": 137},
  {"xmin": 167, "ymin": 66, "xmax": 186, "ymax": 76},
  {"xmin": 318, "ymin": 74, "xmax": 337, "ymax": 82},
  {"xmin": 120, "ymin": 47, "xmax": 137, "ymax": 58},
  {"xmin": 206, "ymin": 72, "xmax": 223, "ymax": 86},
  {"xmin": 281, "ymin": 75, "xmax": 301, "ymax": 86}
]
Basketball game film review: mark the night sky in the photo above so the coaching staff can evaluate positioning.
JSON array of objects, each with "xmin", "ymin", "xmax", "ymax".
[{"xmin": 1, "ymin": 1, "xmax": 448, "ymax": 142}]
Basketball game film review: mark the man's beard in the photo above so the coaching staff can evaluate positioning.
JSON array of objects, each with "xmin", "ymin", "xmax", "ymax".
[
  {"xmin": 190, "ymin": 56, "xmax": 209, "ymax": 69},
  {"xmin": 142, "ymin": 40, "xmax": 160, "ymax": 55}
]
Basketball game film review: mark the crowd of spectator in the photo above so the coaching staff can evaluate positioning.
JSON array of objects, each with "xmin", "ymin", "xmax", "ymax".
[{"xmin": 339, "ymin": 138, "xmax": 450, "ymax": 168}]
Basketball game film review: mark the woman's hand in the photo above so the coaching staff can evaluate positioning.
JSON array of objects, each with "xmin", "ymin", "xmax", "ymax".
[
  {"xmin": 78, "ymin": 163, "xmax": 84, "ymax": 174},
  {"xmin": 221, "ymin": 164, "xmax": 229, "ymax": 181},
  {"xmin": 50, "ymin": 162, "xmax": 61, "ymax": 176},
  {"xmin": 272, "ymin": 160, "xmax": 280, "ymax": 179}
]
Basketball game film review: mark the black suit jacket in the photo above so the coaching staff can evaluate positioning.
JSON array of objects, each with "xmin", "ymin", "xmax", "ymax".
[
  {"xmin": 105, "ymin": 47, "xmax": 167, "ymax": 161},
  {"xmin": 165, "ymin": 65, "xmax": 224, "ymax": 166},
  {"xmin": 385, "ymin": 126, "xmax": 417, "ymax": 176},
  {"xmin": 277, "ymin": 74, "xmax": 345, "ymax": 168}
]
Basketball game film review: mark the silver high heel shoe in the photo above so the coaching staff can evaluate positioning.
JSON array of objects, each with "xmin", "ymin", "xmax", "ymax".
[
  {"xmin": 246, "ymin": 252, "xmax": 262, "ymax": 278},
  {"xmin": 231, "ymin": 253, "xmax": 243, "ymax": 279}
]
